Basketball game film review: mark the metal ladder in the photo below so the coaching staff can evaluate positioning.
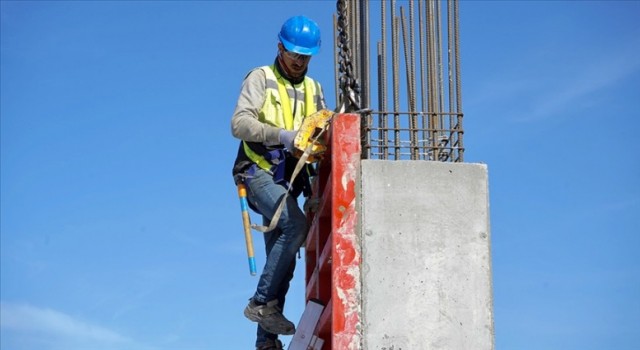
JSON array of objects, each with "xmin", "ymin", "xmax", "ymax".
[{"xmin": 288, "ymin": 300, "xmax": 325, "ymax": 350}]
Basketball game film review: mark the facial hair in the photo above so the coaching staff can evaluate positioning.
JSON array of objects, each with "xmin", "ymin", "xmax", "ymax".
[{"xmin": 275, "ymin": 52, "xmax": 307, "ymax": 84}]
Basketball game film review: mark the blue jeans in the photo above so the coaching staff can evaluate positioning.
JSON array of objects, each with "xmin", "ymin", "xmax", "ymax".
[{"xmin": 245, "ymin": 168, "xmax": 308, "ymax": 346}]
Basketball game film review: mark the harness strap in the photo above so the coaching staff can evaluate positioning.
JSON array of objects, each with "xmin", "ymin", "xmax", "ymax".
[
  {"xmin": 251, "ymin": 119, "xmax": 331, "ymax": 233},
  {"xmin": 243, "ymin": 142, "xmax": 273, "ymax": 171}
]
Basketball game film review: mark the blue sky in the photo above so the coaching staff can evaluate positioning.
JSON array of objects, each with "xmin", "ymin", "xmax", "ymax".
[{"xmin": 1, "ymin": 1, "xmax": 638, "ymax": 349}]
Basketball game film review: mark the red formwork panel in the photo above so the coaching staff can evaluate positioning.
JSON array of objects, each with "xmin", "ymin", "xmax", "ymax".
[
  {"xmin": 305, "ymin": 113, "xmax": 361, "ymax": 350},
  {"xmin": 329, "ymin": 114, "xmax": 361, "ymax": 350},
  {"xmin": 306, "ymin": 168, "xmax": 334, "ymax": 303}
]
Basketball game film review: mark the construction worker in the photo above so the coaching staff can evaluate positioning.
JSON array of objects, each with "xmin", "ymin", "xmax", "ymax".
[{"xmin": 231, "ymin": 15, "xmax": 326, "ymax": 350}]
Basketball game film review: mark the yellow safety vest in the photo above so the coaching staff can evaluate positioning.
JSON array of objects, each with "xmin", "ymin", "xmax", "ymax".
[{"xmin": 243, "ymin": 65, "xmax": 321, "ymax": 171}]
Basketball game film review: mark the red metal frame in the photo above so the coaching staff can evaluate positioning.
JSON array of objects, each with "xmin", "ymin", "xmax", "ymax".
[{"xmin": 305, "ymin": 113, "xmax": 361, "ymax": 349}]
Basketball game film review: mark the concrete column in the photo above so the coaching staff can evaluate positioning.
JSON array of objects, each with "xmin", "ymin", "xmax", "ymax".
[{"xmin": 360, "ymin": 160, "xmax": 494, "ymax": 350}]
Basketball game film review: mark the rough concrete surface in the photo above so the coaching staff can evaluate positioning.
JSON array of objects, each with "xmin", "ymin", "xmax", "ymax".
[{"xmin": 360, "ymin": 160, "xmax": 494, "ymax": 350}]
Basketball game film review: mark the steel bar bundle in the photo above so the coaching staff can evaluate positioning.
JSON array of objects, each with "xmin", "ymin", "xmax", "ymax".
[{"xmin": 334, "ymin": 0, "xmax": 464, "ymax": 162}]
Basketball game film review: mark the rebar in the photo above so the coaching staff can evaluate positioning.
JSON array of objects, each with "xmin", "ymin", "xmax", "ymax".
[
  {"xmin": 359, "ymin": 0, "xmax": 371, "ymax": 159},
  {"xmin": 418, "ymin": 0, "xmax": 427, "ymax": 159},
  {"xmin": 391, "ymin": 1, "xmax": 400, "ymax": 160},
  {"xmin": 336, "ymin": 0, "xmax": 464, "ymax": 162},
  {"xmin": 453, "ymin": 0, "xmax": 464, "ymax": 161},
  {"xmin": 408, "ymin": 0, "xmax": 419, "ymax": 159},
  {"xmin": 379, "ymin": 0, "xmax": 388, "ymax": 159}
]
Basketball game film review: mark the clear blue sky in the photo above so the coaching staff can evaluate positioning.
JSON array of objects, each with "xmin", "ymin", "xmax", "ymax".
[{"xmin": 1, "ymin": 1, "xmax": 638, "ymax": 349}]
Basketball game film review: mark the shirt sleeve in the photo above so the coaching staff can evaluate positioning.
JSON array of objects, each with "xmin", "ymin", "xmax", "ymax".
[{"xmin": 230, "ymin": 68, "xmax": 282, "ymax": 144}]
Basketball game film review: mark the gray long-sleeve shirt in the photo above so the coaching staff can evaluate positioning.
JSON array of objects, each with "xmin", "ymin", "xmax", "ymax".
[
  {"xmin": 230, "ymin": 68, "xmax": 326, "ymax": 146},
  {"xmin": 230, "ymin": 69, "xmax": 282, "ymax": 145}
]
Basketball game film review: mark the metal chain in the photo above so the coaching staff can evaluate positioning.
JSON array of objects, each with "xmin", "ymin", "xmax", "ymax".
[{"xmin": 336, "ymin": 0, "xmax": 362, "ymax": 113}]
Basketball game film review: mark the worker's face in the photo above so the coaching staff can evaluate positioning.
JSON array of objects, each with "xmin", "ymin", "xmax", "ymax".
[{"xmin": 278, "ymin": 43, "xmax": 311, "ymax": 78}]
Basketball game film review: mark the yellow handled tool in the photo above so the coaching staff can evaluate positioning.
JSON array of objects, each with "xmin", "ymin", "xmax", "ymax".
[{"xmin": 237, "ymin": 184, "xmax": 257, "ymax": 276}]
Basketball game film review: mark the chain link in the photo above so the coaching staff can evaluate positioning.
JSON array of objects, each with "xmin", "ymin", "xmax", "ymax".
[{"xmin": 336, "ymin": 0, "xmax": 362, "ymax": 113}]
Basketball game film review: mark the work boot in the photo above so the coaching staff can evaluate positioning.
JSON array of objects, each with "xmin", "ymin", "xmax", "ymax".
[
  {"xmin": 256, "ymin": 339, "xmax": 284, "ymax": 350},
  {"xmin": 244, "ymin": 299, "xmax": 295, "ymax": 335}
]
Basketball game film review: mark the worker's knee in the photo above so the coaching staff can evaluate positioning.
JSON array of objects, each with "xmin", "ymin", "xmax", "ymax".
[
  {"xmin": 279, "ymin": 194, "xmax": 306, "ymax": 225},
  {"xmin": 281, "ymin": 211, "xmax": 307, "ymax": 242}
]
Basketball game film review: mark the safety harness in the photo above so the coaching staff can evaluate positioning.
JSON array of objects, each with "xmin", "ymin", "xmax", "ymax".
[{"xmin": 236, "ymin": 65, "xmax": 320, "ymax": 198}]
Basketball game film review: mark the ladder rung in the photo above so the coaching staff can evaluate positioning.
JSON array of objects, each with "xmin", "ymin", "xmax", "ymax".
[
  {"xmin": 288, "ymin": 300, "xmax": 325, "ymax": 350},
  {"xmin": 318, "ymin": 232, "xmax": 332, "ymax": 274},
  {"xmin": 305, "ymin": 267, "xmax": 320, "ymax": 301}
]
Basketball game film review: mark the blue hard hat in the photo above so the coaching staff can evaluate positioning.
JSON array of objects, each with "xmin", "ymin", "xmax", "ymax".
[{"xmin": 278, "ymin": 16, "xmax": 321, "ymax": 56}]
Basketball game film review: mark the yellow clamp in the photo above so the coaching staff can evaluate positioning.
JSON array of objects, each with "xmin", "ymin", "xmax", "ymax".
[{"xmin": 293, "ymin": 109, "xmax": 335, "ymax": 163}]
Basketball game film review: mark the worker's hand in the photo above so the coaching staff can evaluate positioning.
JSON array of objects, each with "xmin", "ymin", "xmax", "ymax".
[
  {"xmin": 279, "ymin": 129, "xmax": 298, "ymax": 153},
  {"xmin": 303, "ymin": 197, "xmax": 320, "ymax": 214}
]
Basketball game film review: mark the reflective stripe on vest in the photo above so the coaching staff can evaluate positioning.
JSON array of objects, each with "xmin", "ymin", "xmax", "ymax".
[{"xmin": 243, "ymin": 65, "xmax": 320, "ymax": 171}]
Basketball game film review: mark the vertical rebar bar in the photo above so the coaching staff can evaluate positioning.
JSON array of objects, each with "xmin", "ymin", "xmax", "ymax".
[
  {"xmin": 408, "ymin": 0, "xmax": 418, "ymax": 159},
  {"xmin": 359, "ymin": 0, "xmax": 370, "ymax": 159},
  {"xmin": 350, "ymin": 0, "xmax": 359, "ymax": 83},
  {"xmin": 380, "ymin": 0, "xmax": 388, "ymax": 160},
  {"xmin": 400, "ymin": 6, "xmax": 413, "ymax": 159},
  {"xmin": 436, "ymin": 0, "xmax": 445, "ymax": 136},
  {"xmin": 376, "ymin": 42, "xmax": 382, "ymax": 159},
  {"xmin": 426, "ymin": 0, "xmax": 437, "ymax": 160},
  {"xmin": 394, "ymin": 18, "xmax": 402, "ymax": 159},
  {"xmin": 391, "ymin": 1, "xmax": 400, "ymax": 160},
  {"xmin": 447, "ymin": 0, "xmax": 454, "ymax": 117},
  {"xmin": 446, "ymin": 0, "xmax": 455, "ymax": 161},
  {"xmin": 358, "ymin": 0, "xmax": 368, "ymax": 107},
  {"xmin": 400, "ymin": 7, "xmax": 411, "ymax": 104},
  {"xmin": 418, "ymin": 0, "xmax": 427, "ymax": 159},
  {"xmin": 453, "ymin": 0, "xmax": 463, "ymax": 161}
]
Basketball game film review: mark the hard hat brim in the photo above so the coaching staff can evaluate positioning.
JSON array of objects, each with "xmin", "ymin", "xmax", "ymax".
[{"xmin": 279, "ymin": 35, "xmax": 319, "ymax": 56}]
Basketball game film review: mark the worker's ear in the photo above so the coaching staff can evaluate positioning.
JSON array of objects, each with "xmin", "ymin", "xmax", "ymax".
[{"xmin": 277, "ymin": 43, "xmax": 285, "ymax": 59}]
